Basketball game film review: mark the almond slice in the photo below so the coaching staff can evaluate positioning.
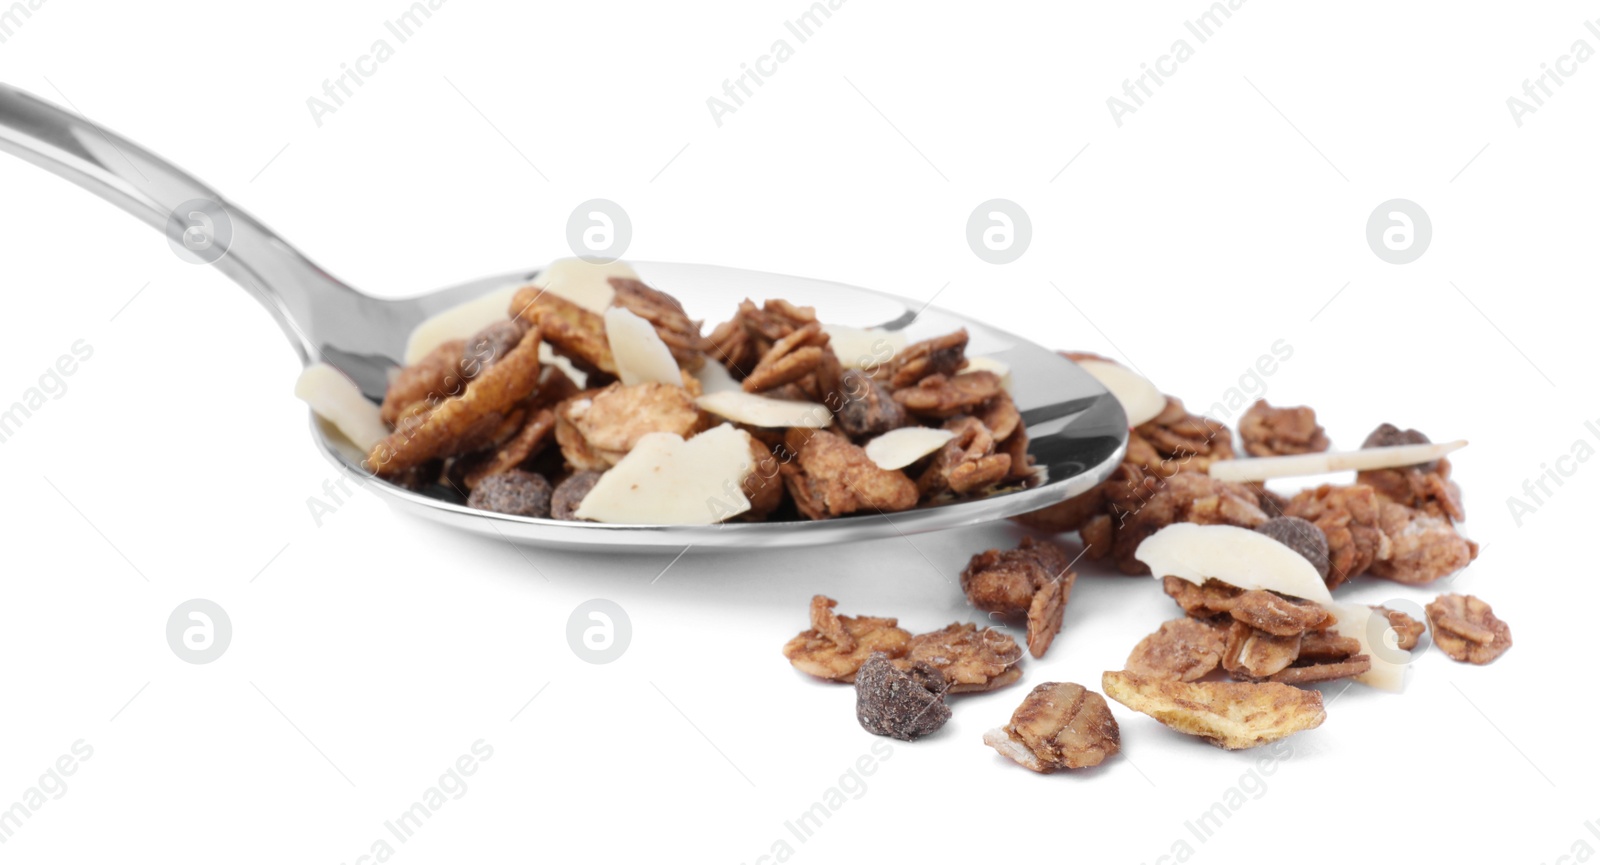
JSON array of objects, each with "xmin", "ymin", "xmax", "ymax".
[
  {"xmin": 525, "ymin": 257, "xmax": 638, "ymax": 313},
  {"xmin": 402, "ymin": 286, "xmax": 519, "ymax": 364},
  {"xmin": 1326, "ymin": 602, "xmax": 1410, "ymax": 692},
  {"xmin": 574, "ymin": 424, "xmax": 755, "ymax": 524},
  {"xmin": 1074, "ymin": 359, "xmax": 1164, "ymax": 427},
  {"xmin": 1135, "ymin": 523, "xmax": 1333, "ymax": 603},
  {"xmin": 963, "ymin": 356, "xmax": 1012, "ymax": 391},
  {"xmin": 692, "ymin": 359, "xmax": 742, "ymax": 395},
  {"xmin": 696, "ymin": 389, "xmax": 831, "ymax": 429},
  {"xmin": 822, "ymin": 324, "xmax": 906, "ymax": 370},
  {"xmin": 1209, "ymin": 441, "xmax": 1468, "ymax": 482},
  {"xmin": 604, "ymin": 306, "xmax": 682, "ymax": 387},
  {"xmin": 294, "ymin": 363, "xmax": 389, "ymax": 453},
  {"xmin": 863, "ymin": 427, "xmax": 957, "ymax": 470}
]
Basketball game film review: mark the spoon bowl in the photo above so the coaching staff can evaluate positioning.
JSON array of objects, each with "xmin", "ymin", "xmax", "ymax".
[{"xmin": 0, "ymin": 83, "xmax": 1128, "ymax": 550}]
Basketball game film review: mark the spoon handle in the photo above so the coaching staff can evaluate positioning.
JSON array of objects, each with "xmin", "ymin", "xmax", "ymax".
[{"xmin": 0, "ymin": 83, "xmax": 363, "ymax": 364}]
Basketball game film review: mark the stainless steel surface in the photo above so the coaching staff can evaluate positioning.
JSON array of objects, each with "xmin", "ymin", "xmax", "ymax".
[{"xmin": 1, "ymin": 83, "xmax": 1129, "ymax": 551}]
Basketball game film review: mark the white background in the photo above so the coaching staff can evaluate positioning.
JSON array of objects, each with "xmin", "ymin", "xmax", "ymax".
[{"xmin": 1, "ymin": 1, "xmax": 1596, "ymax": 862}]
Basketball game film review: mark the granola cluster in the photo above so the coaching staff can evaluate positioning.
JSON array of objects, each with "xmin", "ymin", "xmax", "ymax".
[
  {"xmin": 1018, "ymin": 356, "xmax": 1478, "ymax": 592},
  {"xmin": 365, "ymin": 262, "xmax": 1035, "ymax": 521},
  {"xmin": 777, "ymin": 342, "xmax": 1511, "ymax": 775}
]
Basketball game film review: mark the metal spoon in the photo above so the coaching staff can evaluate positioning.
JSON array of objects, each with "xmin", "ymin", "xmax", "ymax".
[{"xmin": 0, "ymin": 84, "xmax": 1128, "ymax": 550}]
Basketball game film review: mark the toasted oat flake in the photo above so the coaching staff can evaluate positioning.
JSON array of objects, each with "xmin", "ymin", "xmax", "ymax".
[
  {"xmin": 984, "ymin": 682, "xmax": 1120, "ymax": 772},
  {"xmin": 1426, "ymin": 593, "xmax": 1512, "ymax": 665},
  {"xmin": 783, "ymin": 596, "xmax": 912, "ymax": 682},
  {"xmin": 1102, "ymin": 670, "xmax": 1326, "ymax": 750}
]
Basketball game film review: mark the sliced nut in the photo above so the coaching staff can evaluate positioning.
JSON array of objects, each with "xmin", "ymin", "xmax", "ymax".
[
  {"xmin": 573, "ymin": 424, "xmax": 755, "ymax": 525},
  {"xmin": 1135, "ymin": 523, "xmax": 1334, "ymax": 603}
]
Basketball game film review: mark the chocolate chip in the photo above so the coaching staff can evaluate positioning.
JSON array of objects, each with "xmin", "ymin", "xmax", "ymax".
[
  {"xmin": 550, "ymin": 471, "xmax": 603, "ymax": 521},
  {"xmin": 1255, "ymin": 516, "xmax": 1330, "ymax": 580},
  {"xmin": 854, "ymin": 652, "xmax": 950, "ymax": 741},
  {"xmin": 1362, "ymin": 423, "xmax": 1437, "ymax": 469},
  {"xmin": 466, "ymin": 469, "xmax": 552, "ymax": 517}
]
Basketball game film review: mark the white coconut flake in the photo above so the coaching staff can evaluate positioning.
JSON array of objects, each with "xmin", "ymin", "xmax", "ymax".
[
  {"xmin": 527, "ymin": 257, "xmax": 637, "ymax": 313},
  {"xmin": 1075, "ymin": 358, "xmax": 1164, "ymax": 427},
  {"xmin": 574, "ymin": 424, "xmax": 755, "ymax": 525},
  {"xmin": 697, "ymin": 390, "xmax": 832, "ymax": 429},
  {"xmin": 294, "ymin": 363, "xmax": 389, "ymax": 453},
  {"xmin": 402, "ymin": 285, "xmax": 519, "ymax": 365},
  {"xmin": 822, "ymin": 324, "xmax": 905, "ymax": 370},
  {"xmin": 1209, "ymin": 441, "xmax": 1469, "ymax": 483},
  {"xmin": 1135, "ymin": 523, "xmax": 1333, "ymax": 603},
  {"xmin": 963, "ymin": 356, "xmax": 1012, "ymax": 390},
  {"xmin": 693, "ymin": 360, "xmax": 742, "ymax": 395},
  {"xmin": 604, "ymin": 306, "xmax": 681, "ymax": 386},
  {"xmin": 1328, "ymin": 602, "xmax": 1411, "ymax": 692},
  {"xmin": 864, "ymin": 427, "xmax": 956, "ymax": 470}
]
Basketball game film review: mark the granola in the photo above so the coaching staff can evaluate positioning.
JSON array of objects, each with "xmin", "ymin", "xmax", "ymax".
[
  {"xmin": 380, "ymin": 339, "xmax": 468, "ymax": 426},
  {"xmin": 894, "ymin": 371, "xmax": 1005, "ymax": 420},
  {"xmin": 1356, "ymin": 424, "xmax": 1465, "ymax": 521},
  {"xmin": 783, "ymin": 596, "xmax": 913, "ymax": 682},
  {"xmin": 780, "ymin": 428, "xmax": 919, "ymax": 519},
  {"xmin": 1130, "ymin": 397, "xmax": 1235, "ymax": 474},
  {"xmin": 1374, "ymin": 605, "xmax": 1427, "ymax": 651},
  {"xmin": 1124, "ymin": 618, "xmax": 1227, "ymax": 681},
  {"xmin": 917, "ymin": 416, "xmax": 1012, "ymax": 496},
  {"xmin": 554, "ymin": 382, "xmax": 704, "ymax": 470},
  {"xmin": 1426, "ymin": 594, "xmax": 1512, "ymax": 665},
  {"xmin": 608, "ymin": 277, "xmax": 711, "ymax": 371},
  {"xmin": 1283, "ymin": 484, "xmax": 1389, "ymax": 588},
  {"xmin": 1102, "ymin": 670, "xmax": 1327, "ymax": 750},
  {"xmin": 1238, "ymin": 399, "xmax": 1330, "ymax": 457},
  {"xmin": 898, "ymin": 623, "xmax": 1024, "ymax": 693},
  {"xmin": 369, "ymin": 325, "xmax": 543, "ymax": 477},
  {"xmin": 983, "ymin": 682, "xmax": 1120, "ymax": 772},
  {"xmin": 887, "ymin": 330, "xmax": 968, "ymax": 389}
]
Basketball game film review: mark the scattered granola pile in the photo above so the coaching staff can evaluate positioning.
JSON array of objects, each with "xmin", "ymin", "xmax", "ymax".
[
  {"xmin": 783, "ymin": 354, "xmax": 1513, "ymax": 774},
  {"xmin": 314, "ymin": 258, "xmax": 1036, "ymax": 524}
]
